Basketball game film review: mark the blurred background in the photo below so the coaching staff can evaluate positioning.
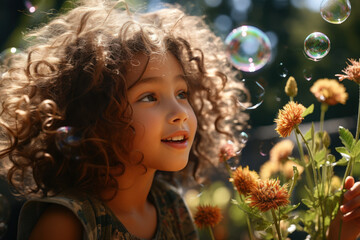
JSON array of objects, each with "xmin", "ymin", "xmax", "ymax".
[{"xmin": 1, "ymin": 0, "xmax": 360, "ymax": 239}]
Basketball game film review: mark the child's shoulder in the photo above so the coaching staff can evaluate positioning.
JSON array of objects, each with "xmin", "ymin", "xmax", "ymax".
[{"xmin": 17, "ymin": 193, "xmax": 103, "ymax": 240}]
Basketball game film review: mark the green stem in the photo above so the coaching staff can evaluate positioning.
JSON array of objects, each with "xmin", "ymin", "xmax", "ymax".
[
  {"xmin": 295, "ymin": 131, "xmax": 314, "ymax": 196},
  {"xmin": 296, "ymin": 126, "xmax": 319, "ymax": 188},
  {"xmin": 356, "ymin": 84, "xmax": 360, "ymax": 141},
  {"xmin": 208, "ymin": 226, "xmax": 216, "ymax": 240},
  {"xmin": 271, "ymin": 209, "xmax": 282, "ymax": 240},
  {"xmin": 245, "ymin": 214, "xmax": 255, "ymax": 240},
  {"xmin": 320, "ymin": 103, "xmax": 328, "ymax": 134},
  {"xmin": 239, "ymin": 195, "xmax": 255, "ymax": 240}
]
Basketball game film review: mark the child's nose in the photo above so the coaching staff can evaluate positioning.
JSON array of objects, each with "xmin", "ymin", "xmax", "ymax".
[{"xmin": 167, "ymin": 102, "xmax": 189, "ymax": 125}]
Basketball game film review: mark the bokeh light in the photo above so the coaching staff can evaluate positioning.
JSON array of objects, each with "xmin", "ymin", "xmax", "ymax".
[
  {"xmin": 225, "ymin": 26, "xmax": 271, "ymax": 72},
  {"xmin": 304, "ymin": 32, "xmax": 331, "ymax": 61},
  {"xmin": 320, "ymin": 0, "xmax": 351, "ymax": 24},
  {"xmin": 214, "ymin": 14, "xmax": 233, "ymax": 33},
  {"xmin": 204, "ymin": 0, "xmax": 222, "ymax": 8}
]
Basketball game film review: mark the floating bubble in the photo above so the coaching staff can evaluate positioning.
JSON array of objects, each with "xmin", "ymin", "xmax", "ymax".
[
  {"xmin": 304, "ymin": 32, "xmax": 331, "ymax": 61},
  {"xmin": 278, "ymin": 62, "xmax": 288, "ymax": 78},
  {"xmin": 239, "ymin": 132, "xmax": 248, "ymax": 144},
  {"xmin": 237, "ymin": 78, "xmax": 265, "ymax": 110},
  {"xmin": 303, "ymin": 69, "xmax": 313, "ymax": 81},
  {"xmin": 55, "ymin": 126, "xmax": 81, "ymax": 159},
  {"xmin": 225, "ymin": 25, "xmax": 271, "ymax": 72},
  {"xmin": 320, "ymin": 0, "xmax": 351, "ymax": 24}
]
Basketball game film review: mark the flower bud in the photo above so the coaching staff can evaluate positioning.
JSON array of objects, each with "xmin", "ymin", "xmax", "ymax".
[
  {"xmin": 322, "ymin": 131, "xmax": 331, "ymax": 148},
  {"xmin": 285, "ymin": 76, "xmax": 298, "ymax": 97}
]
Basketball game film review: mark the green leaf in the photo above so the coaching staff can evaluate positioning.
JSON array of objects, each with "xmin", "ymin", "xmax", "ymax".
[
  {"xmin": 302, "ymin": 198, "xmax": 314, "ymax": 208},
  {"xmin": 301, "ymin": 104, "xmax": 314, "ymax": 118},
  {"xmin": 339, "ymin": 126, "xmax": 355, "ymax": 151},
  {"xmin": 304, "ymin": 124, "xmax": 314, "ymax": 142},
  {"xmin": 335, "ymin": 157, "xmax": 349, "ymax": 166},
  {"xmin": 313, "ymin": 147, "xmax": 327, "ymax": 167},
  {"xmin": 336, "ymin": 147, "xmax": 351, "ymax": 158},
  {"xmin": 352, "ymin": 140, "xmax": 360, "ymax": 160}
]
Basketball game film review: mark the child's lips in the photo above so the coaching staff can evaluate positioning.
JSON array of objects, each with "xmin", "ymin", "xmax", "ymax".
[
  {"xmin": 161, "ymin": 139, "xmax": 189, "ymax": 149},
  {"xmin": 161, "ymin": 130, "xmax": 190, "ymax": 149}
]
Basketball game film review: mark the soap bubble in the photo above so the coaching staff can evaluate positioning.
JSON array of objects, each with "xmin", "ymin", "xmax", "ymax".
[
  {"xmin": 225, "ymin": 25, "xmax": 271, "ymax": 72},
  {"xmin": 304, "ymin": 32, "xmax": 331, "ymax": 61},
  {"xmin": 303, "ymin": 69, "xmax": 312, "ymax": 81},
  {"xmin": 239, "ymin": 132, "xmax": 249, "ymax": 144},
  {"xmin": 237, "ymin": 78, "xmax": 265, "ymax": 110},
  {"xmin": 55, "ymin": 126, "xmax": 81, "ymax": 159},
  {"xmin": 320, "ymin": 0, "xmax": 351, "ymax": 24}
]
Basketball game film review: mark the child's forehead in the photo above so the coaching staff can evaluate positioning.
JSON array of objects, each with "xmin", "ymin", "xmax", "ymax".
[{"xmin": 125, "ymin": 52, "xmax": 183, "ymax": 88}]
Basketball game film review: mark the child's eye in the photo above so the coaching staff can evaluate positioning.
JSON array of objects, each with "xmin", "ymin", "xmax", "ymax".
[
  {"xmin": 139, "ymin": 94, "xmax": 157, "ymax": 102},
  {"xmin": 177, "ymin": 90, "xmax": 189, "ymax": 100}
]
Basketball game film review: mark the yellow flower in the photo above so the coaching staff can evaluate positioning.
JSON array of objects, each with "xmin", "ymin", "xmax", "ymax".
[
  {"xmin": 233, "ymin": 166, "xmax": 258, "ymax": 196},
  {"xmin": 194, "ymin": 205, "xmax": 223, "ymax": 229},
  {"xmin": 336, "ymin": 58, "xmax": 360, "ymax": 84},
  {"xmin": 310, "ymin": 78, "xmax": 348, "ymax": 105},
  {"xmin": 270, "ymin": 140, "xmax": 294, "ymax": 163},
  {"xmin": 218, "ymin": 142, "xmax": 237, "ymax": 163},
  {"xmin": 275, "ymin": 101, "xmax": 306, "ymax": 137},
  {"xmin": 249, "ymin": 179, "xmax": 290, "ymax": 212}
]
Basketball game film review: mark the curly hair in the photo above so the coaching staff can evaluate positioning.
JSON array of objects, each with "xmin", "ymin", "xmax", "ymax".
[{"xmin": 0, "ymin": 0, "xmax": 248, "ymax": 198}]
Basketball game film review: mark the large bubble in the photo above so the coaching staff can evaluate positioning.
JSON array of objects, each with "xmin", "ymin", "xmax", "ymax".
[
  {"xmin": 320, "ymin": 0, "xmax": 351, "ymax": 24},
  {"xmin": 304, "ymin": 32, "xmax": 331, "ymax": 61},
  {"xmin": 225, "ymin": 26, "xmax": 271, "ymax": 72}
]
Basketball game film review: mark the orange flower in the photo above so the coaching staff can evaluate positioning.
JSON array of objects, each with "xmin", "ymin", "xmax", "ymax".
[
  {"xmin": 270, "ymin": 139, "xmax": 294, "ymax": 163},
  {"xmin": 194, "ymin": 205, "xmax": 223, "ymax": 228},
  {"xmin": 275, "ymin": 101, "xmax": 306, "ymax": 137},
  {"xmin": 259, "ymin": 161, "xmax": 279, "ymax": 179},
  {"xmin": 336, "ymin": 58, "xmax": 360, "ymax": 84},
  {"xmin": 249, "ymin": 179, "xmax": 290, "ymax": 212},
  {"xmin": 233, "ymin": 166, "xmax": 258, "ymax": 196},
  {"xmin": 218, "ymin": 142, "xmax": 237, "ymax": 163},
  {"xmin": 310, "ymin": 78, "xmax": 348, "ymax": 105}
]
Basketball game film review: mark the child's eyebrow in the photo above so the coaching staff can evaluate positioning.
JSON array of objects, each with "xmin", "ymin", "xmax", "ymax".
[{"xmin": 130, "ymin": 74, "xmax": 187, "ymax": 88}]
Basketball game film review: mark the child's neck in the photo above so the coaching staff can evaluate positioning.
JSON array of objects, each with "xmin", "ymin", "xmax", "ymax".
[
  {"xmin": 104, "ymin": 165, "xmax": 156, "ymax": 213},
  {"xmin": 102, "ymin": 165, "xmax": 158, "ymax": 239}
]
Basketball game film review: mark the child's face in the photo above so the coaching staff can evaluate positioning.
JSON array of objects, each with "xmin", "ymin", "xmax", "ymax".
[{"xmin": 126, "ymin": 52, "xmax": 197, "ymax": 172}]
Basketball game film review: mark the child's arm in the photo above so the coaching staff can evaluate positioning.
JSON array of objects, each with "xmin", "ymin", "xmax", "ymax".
[
  {"xmin": 29, "ymin": 204, "xmax": 83, "ymax": 240},
  {"xmin": 328, "ymin": 176, "xmax": 360, "ymax": 240}
]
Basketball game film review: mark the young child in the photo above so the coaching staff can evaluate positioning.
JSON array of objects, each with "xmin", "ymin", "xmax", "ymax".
[
  {"xmin": 0, "ymin": 0, "xmax": 246, "ymax": 239},
  {"xmin": 0, "ymin": 0, "xmax": 359, "ymax": 240}
]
